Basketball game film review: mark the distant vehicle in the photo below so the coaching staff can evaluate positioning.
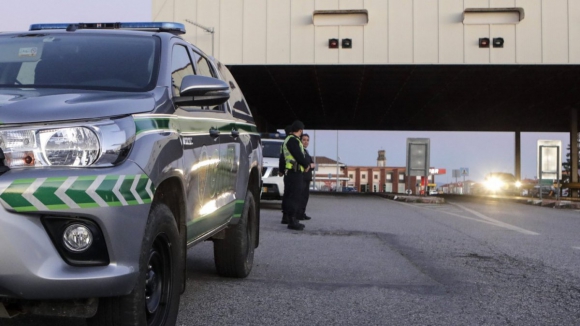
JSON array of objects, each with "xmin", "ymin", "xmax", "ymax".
[
  {"xmin": 530, "ymin": 185, "xmax": 553, "ymax": 198},
  {"xmin": 483, "ymin": 172, "xmax": 521, "ymax": 196},
  {"xmin": 429, "ymin": 189, "xmax": 438, "ymax": 195},
  {"xmin": 261, "ymin": 137, "xmax": 285, "ymax": 200},
  {"xmin": 342, "ymin": 186, "xmax": 357, "ymax": 192}
]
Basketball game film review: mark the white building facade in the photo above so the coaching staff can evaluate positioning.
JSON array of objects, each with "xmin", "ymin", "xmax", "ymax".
[{"xmin": 152, "ymin": 0, "xmax": 580, "ymax": 65}]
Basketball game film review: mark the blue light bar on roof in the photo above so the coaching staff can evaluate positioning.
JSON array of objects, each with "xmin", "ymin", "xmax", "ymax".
[{"xmin": 29, "ymin": 22, "xmax": 186, "ymax": 35}]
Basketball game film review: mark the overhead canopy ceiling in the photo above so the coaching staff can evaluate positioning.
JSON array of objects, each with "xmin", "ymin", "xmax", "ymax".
[{"xmin": 229, "ymin": 65, "xmax": 580, "ymax": 133}]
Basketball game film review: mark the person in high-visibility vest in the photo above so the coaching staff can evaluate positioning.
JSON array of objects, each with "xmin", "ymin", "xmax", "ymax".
[{"xmin": 282, "ymin": 120, "xmax": 312, "ymax": 230}]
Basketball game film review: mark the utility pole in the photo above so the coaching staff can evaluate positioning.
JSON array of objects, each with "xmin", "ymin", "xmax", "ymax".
[
  {"xmin": 185, "ymin": 19, "xmax": 215, "ymax": 56},
  {"xmin": 336, "ymin": 130, "xmax": 339, "ymax": 192}
]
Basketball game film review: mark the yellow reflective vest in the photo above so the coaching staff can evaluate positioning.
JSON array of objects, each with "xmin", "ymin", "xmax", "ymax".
[{"xmin": 282, "ymin": 135, "xmax": 305, "ymax": 172}]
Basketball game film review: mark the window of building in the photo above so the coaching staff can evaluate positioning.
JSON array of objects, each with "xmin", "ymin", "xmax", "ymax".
[
  {"xmin": 387, "ymin": 173, "xmax": 392, "ymax": 181},
  {"xmin": 349, "ymin": 174, "xmax": 353, "ymax": 179},
  {"xmin": 362, "ymin": 174, "xmax": 366, "ymax": 179},
  {"xmin": 374, "ymin": 175, "xmax": 378, "ymax": 179},
  {"xmin": 399, "ymin": 173, "xmax": 405, "ymax": 181}
]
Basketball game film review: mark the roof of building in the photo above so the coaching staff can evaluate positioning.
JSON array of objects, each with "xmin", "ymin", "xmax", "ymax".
[{"xmin": 312, "ymin": 156, "xmax": 344, "ymax": 165}]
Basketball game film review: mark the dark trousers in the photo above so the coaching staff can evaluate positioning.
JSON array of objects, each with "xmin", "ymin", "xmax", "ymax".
[
  {"xmin": 283, "ymin": 171, "xmax": 303, "ymax": 226},
  {"xmin": 298, "ymin": 180, "xmax": 311, "ymax": 218},
  {"xmin": 282, "ymin": 181, "xmax": 289, "ymax": 215}
]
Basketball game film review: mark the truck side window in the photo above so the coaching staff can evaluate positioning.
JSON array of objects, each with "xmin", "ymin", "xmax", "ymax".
[
  {"xmin": 191, "ymin": 51, "xmax": 214, "ymax": 78},
  {"xmin": 171, "ymin": 45, "xmax": 195, "ymax": 97}
]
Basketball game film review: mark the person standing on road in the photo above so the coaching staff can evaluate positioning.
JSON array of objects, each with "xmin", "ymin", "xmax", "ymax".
[
  {"xmin": 298, "ymin": 133, "xmax": 315, "ymax": 221},
  {"xmin": 282, "ymin": 120, "xmax": 310, "ymax": 230},
  {"xmin": 280, "ymin": 125, "xmax": 292, "ymax": 224}
]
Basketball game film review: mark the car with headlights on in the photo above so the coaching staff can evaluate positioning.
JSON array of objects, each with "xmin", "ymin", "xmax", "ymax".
[
  {"xmin": 0, "ymin": 22, "xmax": 262, "ymax": 325},
  {"xmin": 482, "ymin": 172, "xmax": 521, "ymax": 196}
]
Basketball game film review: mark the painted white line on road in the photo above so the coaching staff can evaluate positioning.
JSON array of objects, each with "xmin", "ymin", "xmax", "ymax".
[
  {"xmin": 395, "ymin": 200, "xmax": 539, "ymax": 235},
  {"xmin": 448, "ymin": 202, "xmax": 539, "ymax": 236},
  {"xmin": 396, "ymin": 201, "xmax": 502, "ymax": 227},
  {"xmin": 573, "ymin": 247, "xmax": 580, "ymax": 250}
]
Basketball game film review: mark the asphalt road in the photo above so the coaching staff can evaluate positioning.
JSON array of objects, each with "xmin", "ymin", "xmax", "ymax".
[{"xmin": 5, "ymin": 194, "xmax": 580, "ymax": 325}]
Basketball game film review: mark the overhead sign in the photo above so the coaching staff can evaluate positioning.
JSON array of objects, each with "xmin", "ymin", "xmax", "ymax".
[
  {"xmin": 406, "ymin": 138, "xmax": 430, "ymax": 177},
  {"xmin": 452, "ymin": 169, "xmax": 460, "ymax": 178},
  {"xmin": 460, "ymin": 167, "xmax": 469, "ymax": 177},
  {"xmin": 429, "ymin": 168, "xmax": 446, "ymax": 175},
  {"xmin": 537, "ymin": 140, "xmax": 561, "ymax": 185}
]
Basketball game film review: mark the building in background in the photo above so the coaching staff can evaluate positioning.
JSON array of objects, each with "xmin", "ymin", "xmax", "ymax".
[{"xmin": 313, "ymin": 151, "xmax": 436, "ymax": 194}]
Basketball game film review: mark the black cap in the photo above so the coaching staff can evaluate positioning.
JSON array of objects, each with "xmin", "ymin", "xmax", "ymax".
[
  {"xmin": 291, "ymin": 120, "xmax": 305, "ymax": 132},
  {"xmin": 284, "ymin": 125, "xmax": 292, "ymax": 135}
]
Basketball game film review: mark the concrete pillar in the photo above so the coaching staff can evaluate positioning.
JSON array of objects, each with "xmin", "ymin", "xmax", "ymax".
[
  {"xmin": 515, "ymin": 131, "xmax": 521, "ymax": 181},
  {"xmin": 571, "ymin": 108, "xmax": 579, "ymax": 196}
]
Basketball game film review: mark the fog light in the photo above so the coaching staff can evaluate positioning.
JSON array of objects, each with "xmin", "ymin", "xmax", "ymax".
[{"xmin": 63, "ymin": 224, "xmax": 93, "ymax": 252}]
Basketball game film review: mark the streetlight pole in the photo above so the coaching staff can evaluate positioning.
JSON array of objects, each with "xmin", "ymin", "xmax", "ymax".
[
  {"xmin": 185, "ymin": 19, "xmax": 215, "ymax": 56},
  {"xmin": 336, "ymin": 130, "xmax": 339, "ymax": 192},
  {"xmin": 313, "ymin": 129, "xmax": 317, "ymax": 189}
]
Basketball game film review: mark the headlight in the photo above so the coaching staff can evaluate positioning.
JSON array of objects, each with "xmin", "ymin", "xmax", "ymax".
[
  {"xmin": 485, "ymin": 177, "xmax": 503, "ymax": 191},
  {"xmin": 515, "ymin": 181, "xmax": 522, "ymax": 188},
  {"xmin": 0, "ymin": 116, "xmax": 135, "ymax": 168}
]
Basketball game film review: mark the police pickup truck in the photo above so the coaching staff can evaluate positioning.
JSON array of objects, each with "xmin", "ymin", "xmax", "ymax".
[{"xmin": 0, "ymin": 22, "xmax": 262, "ymax": 325}]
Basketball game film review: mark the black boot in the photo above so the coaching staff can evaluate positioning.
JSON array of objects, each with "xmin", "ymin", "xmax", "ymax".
[
  {"xmin": 287, "ymin": 215, "xmax": 304, "ymax": 230},
  {"xmin": 281, "ymin": 214, "xmax": 289, "ymax": 224},
  {"xmin": 298, "ymin": 214, "xmax": 311, "ymax": 220}
]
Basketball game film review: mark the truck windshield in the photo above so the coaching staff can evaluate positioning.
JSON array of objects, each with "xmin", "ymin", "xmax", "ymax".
[
  {"xmin": 0, "ymin": 33, "xmax": 159, "ymax": 91},
  {"xmin": 262, "ymin": 140, "xmax": 283, "ymax": 158}
]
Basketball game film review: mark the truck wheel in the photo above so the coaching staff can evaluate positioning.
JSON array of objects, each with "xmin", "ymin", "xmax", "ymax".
[
  {"xmin": 213, "ymin": 191, "xmax": 257, "ymax": 278},
  {"xmin": 87, "ymin": 203, "xmax": 183, "ymax": 326}
]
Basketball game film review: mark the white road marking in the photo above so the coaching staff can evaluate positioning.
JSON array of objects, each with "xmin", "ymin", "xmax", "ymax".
[
  {"xmin": 396, "ymin": 200, "xmax": 539, "ymax": 235},
  {"xmin": 573, "ymin": 247, "xmax": 580, "ymax": 250},
  {"xmin": 449, "ymin": 202, "xmax": 539, "ymax": 235}
]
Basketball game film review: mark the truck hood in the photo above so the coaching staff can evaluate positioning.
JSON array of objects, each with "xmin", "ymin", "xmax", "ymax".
[{"xmin": 0, "ymin": 88, "xmax": 156, "ymax": 124}]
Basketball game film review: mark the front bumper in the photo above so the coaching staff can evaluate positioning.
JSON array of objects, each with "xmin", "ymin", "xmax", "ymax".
[
  {"xmin": 261, "ymin": 183, "xmax": 282, "ymax": 200},
  {"xmin": 0, "ymin": 161, "xmax": 152, "ymax": 300}
]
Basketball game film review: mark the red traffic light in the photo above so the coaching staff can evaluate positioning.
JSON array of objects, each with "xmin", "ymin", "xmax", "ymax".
[{"xmin": 329, "ymin": 38, "xmax": 339, "ymax": 49}]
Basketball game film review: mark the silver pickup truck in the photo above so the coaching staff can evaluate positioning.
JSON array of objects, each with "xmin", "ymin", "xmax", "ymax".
[{"xmin": 0, "ymin": 22, "xmax": 262, "ymax": 325}]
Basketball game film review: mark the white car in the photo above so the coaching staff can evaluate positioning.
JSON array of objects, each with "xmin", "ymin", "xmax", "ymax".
[{"xmin": 261, "ymin": 138, "xmax": 285, "ymax": 200}]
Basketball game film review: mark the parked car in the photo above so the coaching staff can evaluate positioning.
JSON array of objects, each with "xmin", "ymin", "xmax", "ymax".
[
  {"xmin": 530, "ymin": 185, "xmax": 554, "ymax": 198},
  {"xmin": 0, "ymin": 22, "xmax": 262, "ymax": 325},
  {"xmin": 261, "ymin": 137, "xmax": 285, "ymax": 200},
  {"xmin": 342, "ymin": 186, "xmax": 357, "ymax": 192}
]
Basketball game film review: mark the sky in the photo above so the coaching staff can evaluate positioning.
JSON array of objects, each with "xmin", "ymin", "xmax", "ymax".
[
  {"xmin": 303, "ymin": 130, "xmax": 570, "ymax": 184},
  {"xmin": 0, "ymin": 1, "xmax": 572, "ymax": 183}
]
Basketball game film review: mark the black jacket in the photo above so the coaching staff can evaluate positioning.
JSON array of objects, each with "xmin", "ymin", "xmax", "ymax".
[{"xmin": 303, "ymin": 149, "xmax": 314, "ymax": 181}]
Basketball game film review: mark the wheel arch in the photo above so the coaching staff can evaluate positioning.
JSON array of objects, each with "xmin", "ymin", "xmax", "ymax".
[
  {"xmin": 151, "ymin": 176, "xmax": 187, "ymax": 292},
  {"xmin": 248, "ymin": 166, "xmax": 261, "ymax": 249}
]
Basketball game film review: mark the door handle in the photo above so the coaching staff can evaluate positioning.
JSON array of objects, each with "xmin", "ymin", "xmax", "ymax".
[
  {"xmin": 209, "ymin": 128, "xmax": 220, "ymax": 138},
  {"xmin": 231, "ymin": 129, "xmax": 240, "ymax": 138}
]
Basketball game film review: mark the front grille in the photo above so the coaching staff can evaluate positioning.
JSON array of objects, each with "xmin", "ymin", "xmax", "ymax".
[
  {"xmin": 262, "ymin": 167, "xmax": 268, "ymax": 176},
  {"xmin": 271, "ymin": 168, "xmax": 279, "ymax": 176}
]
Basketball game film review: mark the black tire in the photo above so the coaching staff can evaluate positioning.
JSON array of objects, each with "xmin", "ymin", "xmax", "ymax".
[
  {"xmin": 87, "ymin": 203, "xmax": 183, "ymax": 326},
  {"xmin": 213, "ymin": 191, "xmax": 257, "ymax": 278}
]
